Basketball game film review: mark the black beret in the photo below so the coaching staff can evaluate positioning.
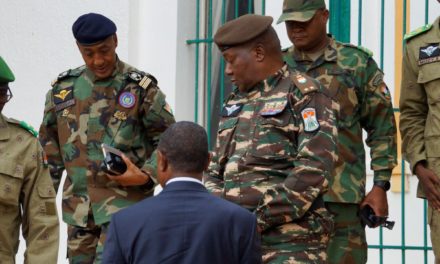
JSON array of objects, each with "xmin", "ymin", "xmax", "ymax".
[
  {"xmin": 72, "ymin": 13, "xmax": 117, "ymax": 45},
  {"xmin": 214, "ymin": 14, "xmax": 273, "ymax": 50}
]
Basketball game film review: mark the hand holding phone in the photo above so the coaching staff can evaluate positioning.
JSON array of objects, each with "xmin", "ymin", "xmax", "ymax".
[{"xmin": 101, "ymin": 144, "xmax": 127, "ymax": 176}]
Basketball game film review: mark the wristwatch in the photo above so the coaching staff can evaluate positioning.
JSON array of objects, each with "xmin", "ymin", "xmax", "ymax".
[{"xmin": 374, "ymin": 180, "xmax": 391, "ymax": 192}]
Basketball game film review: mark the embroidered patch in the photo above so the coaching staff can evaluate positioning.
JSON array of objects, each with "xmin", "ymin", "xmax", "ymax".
[
  {"xmin": 221, "ymin": 103, "xmax": 243, "ymax": 117},
  {"xmin": 301, "ymin": 107, "xmax": 320, "ymax": 132},
  {"xmin": 118, "ymin": 92, "xmax": 136, "ymax": 108},
  {"xmin": 260, "ymin": 100, "xmax": 287, "ymax": 116},
  {"xmin": 53, "ymin": 87, "xmax": 73, "ymax": 104},
  {"xmin": 55, "ymin": 99, "xmax": 75, "ymax": 112},
  {"xmin": 418, "ymin": 44, "xmax": 440, "ymax": 65}
]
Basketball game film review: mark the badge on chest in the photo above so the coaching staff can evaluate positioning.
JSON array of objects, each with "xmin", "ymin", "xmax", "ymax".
[
  {"xmin": 260, "ymin": 100, "xmax": 287, "ymax": 116},
  {"xmin": 222, "ymin": 103, "xmax": 243, "ymax": 117},
  {"xmin": 53, "ymin": 87, "xmax": 75, "ymax": 112},
  {"xmin": 418, "ymin": 44, "xmax": 440, "ymax": 65}
]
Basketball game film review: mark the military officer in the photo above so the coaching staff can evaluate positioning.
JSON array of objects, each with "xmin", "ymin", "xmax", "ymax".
[
  {"xmin": 277, "ymin": 0, "xmax": 398, "ymax": 263},
  {"xmin": 205, "ymin": 14, "xmax": 338, "ymax": 263},
  {"xmin": 38, "ymin": 13, "xmax": 175, "ymax": 263},
  {"xmin": 400, "ymin": 14, "xmax": 440, "ymax": 263},
  {"xmin": 0, "ymin": 56, "xmax": 59, "ymax": 263}
]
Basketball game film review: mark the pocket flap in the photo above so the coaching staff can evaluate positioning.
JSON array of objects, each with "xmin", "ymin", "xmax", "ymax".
[
  {"xmin": 418, "ymin": 63, "xmax": 440, "ymax": 84},
  {"xmin": 218, "ymin": 117, "xmax": 238, "ymax": 132},
  {"xmin": 0, "ymin": 159, "xmax": 24, "ymax": 179},
  {"xmin": 38, "ymin": 185, "xmax": 56, "ymax": 198}
]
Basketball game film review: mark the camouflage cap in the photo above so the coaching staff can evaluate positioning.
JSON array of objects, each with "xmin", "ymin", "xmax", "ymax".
[
  {"xmin": 0, "ymin": 56, "xmax": 15, "ymax": 84},
  {"xmin": 277, "ymin": 0, "xmax": 326, "ymax": 24},
  {"xmin": 214, "ymin": 14, "xmax": 273, "ymax": 50}
]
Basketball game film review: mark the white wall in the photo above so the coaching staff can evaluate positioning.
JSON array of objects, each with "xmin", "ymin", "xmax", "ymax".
[{"xmin": 2, "ymin": 0, "xmax": 440, "ymax": 263}]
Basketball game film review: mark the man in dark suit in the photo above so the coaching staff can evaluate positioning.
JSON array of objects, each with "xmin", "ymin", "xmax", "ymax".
[{"xmin": 102, "ymin": 121, "xmax": 262, "ymax": 264}]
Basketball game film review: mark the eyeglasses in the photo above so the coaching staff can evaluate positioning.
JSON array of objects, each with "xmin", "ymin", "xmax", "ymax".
[{"xmin": 0, "ymin": 87, "xmax": 13, "ymax": 103}]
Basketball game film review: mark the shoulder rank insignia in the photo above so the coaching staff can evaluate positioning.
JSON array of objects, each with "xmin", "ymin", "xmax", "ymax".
[
  {"xmin": 404, "ymin": 23, "xmax": 432, "ymax": 41},
  {"xmin": 51, "ymin": 66, "xmax": 85, "ymax": 87},
  {"xmin": 301, "ymin": 107, "xmax": 320, "ymax": 132},
  {"xmin": 342, "ymin": 43, "xmax": 373, "ymax": 57},
  {"xmin": 290, "ymin": 72, "xmax": 318, "ymax": 95},
  {"xmin": 221, "ymin": 103, "xmax": 243, "ymax": 117},
  {"xmin": 128, "ymin": 71, "xmax": 158, "ymax": 90},
  {"xmin": 19, "ymin": 120, "xmax": 38, "ymax": 137}
]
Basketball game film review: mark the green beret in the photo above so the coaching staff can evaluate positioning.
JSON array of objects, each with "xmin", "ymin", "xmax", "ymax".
[
  {"xmin": 214, "ymin": 14, "xmax": 273, "ymax": 50},
  {"xmin": 0, "ymin": 56, "xmax": 15, "ymax": 83}
]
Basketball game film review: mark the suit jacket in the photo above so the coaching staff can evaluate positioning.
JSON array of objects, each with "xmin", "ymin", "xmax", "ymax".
[{"xmin": 102, "ymin": 180, "xmax": 262, "ymax": 264}]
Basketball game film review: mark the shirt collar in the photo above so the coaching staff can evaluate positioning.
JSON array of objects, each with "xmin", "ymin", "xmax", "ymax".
[
  {"xmin": 166, "ymin": 177, "xmax": 204, "ymax": 186},
  {"xmin": 0, "ymin": 114, "xmax": 10, "ymax": 140},
  {"xmin": 291, "ymin": 35, "xmax": 337, "ymax": 63}
]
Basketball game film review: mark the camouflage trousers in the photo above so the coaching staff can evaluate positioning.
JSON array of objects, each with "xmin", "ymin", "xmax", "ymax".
[
  {"xmin": 261, "ymin": 207, "xmax": 333, "ymax": 264},
  {"xmin": 326, "ymin": 202, "xmax": 367, "ymax": 264},
  {"xmin": 67, "ymin": 217, "xmax": 109, "ymax": 264},
  {"xmin": 428, "ymin": 204, "xmax": 440, "ymax": 264}
]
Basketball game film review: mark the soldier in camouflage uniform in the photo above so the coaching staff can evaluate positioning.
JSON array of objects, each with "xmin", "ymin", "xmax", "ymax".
[
  {"xmin": 400, "ymin": 15, "xmax": 440, "ymax": 263},
  {"xmin": 0, "ymin": 56, "xmax": 59, "ymax": 263},
  {"xmin": 278, "ymin": 0, "xmax": 397, "ymax": 263},
  {"xmin": 38, "ymin": 13, "xmax": 175, "ymax": 263},
  {"xmin": 205, "ymin": 14, "xmax": 338, "ymax": 263}
]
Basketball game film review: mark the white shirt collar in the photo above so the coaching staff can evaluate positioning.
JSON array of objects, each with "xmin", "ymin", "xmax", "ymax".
[{"xmin": 166, "ymin": 177, "xmax": 204, "ymax": 186}]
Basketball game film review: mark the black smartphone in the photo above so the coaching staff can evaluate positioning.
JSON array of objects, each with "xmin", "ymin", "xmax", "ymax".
[{"xmin": 101, "ymin": 144, "xmax": 127, "ymax": 176}]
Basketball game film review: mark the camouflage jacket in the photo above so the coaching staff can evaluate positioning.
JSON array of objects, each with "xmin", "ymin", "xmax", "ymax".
[
  {"xmin": 400, "ymin": 17, "xmax": 440, "ymax": 198},
  {"xmin": 204, "ymin": 66, "xmax": 338, "ymax": 231},
  {"xmin": 283, "ymin": 37, "xmax": 397, "ymax": 204},
  {"xmin": 0, "ymin": 114, "xmax": 59, "ymax": 263},
  {"xmin": 39, "ymin": 59, "xmax": 175, "ymax": 227}
]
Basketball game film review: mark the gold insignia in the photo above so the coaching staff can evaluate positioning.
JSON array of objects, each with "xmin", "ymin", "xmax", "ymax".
[
  {"xmin": 114, "ymin": 111, "xmax": 127, "ymax": 121},
  {"xmin": 62, "ymin": 109, "xmax": 70, "ymax": 117},
  {"xmin": 54, "ymin": 89, "xmax": 72, "ymax": 101}
]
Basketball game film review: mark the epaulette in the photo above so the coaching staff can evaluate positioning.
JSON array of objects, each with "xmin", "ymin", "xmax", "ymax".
[
  {"xmin": 51, "ymin": 66, "xmax": 85, "ymax": 87},
  {"xmin": 127, "ymin": 71, "xmax": 158, "ymax": 90},
  {"xmin": 342, "ymin": 43, "xmax": 373, "ymax": 57},
  {"xmin": 404, "ymin": 23, "xmax": 432, "ymax": 41},
  {"xmin": 6, "ymin": 118, "xmax": 38, "ymax": 137},
  {"xmin": 290, "ymin": 71, "xmax": 318, "ymax": 95}
]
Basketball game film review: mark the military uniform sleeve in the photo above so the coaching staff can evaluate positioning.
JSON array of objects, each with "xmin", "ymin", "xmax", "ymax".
[
  {"xmin": 359, "ymin": 58, "xmax": 397, "ymax": 181},
  {"xmin": 39, "ymin": 90, "xmax": 65, "ymax": 192},
  {"xmin": 204, "ymin": 149, "xmax": 225, "ymax": 196},
  {"xmin": 255, "ymin": 91, "xmax": 338, "ymax": 231},
  {"xmin": 399, "ymin": 45, "xmax": 428, "ymax": 172},
  {"xmin": 140, "ymin": 86, "xmax": 175, "ymax": 183},
  {"xmin": 21, "ymin": 139, "xmax": 59, "ymax": 263}
]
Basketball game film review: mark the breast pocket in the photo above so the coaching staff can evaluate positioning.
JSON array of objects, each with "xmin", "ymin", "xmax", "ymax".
[
  {"xmin": 324, "ymin": 68, "xmax": 360, "ymax": 128},
  {"xmin": 0, "ymin": 159, "xmax": 24, "ymax": 207},
  {"xmin": 418, "ymin": 62, "xmax": 440, "ymax": 139},
  {"xmin": 215, "ymin": 117, "xmax": 238, "ymax": 165},
  {"xmin": 250, "ymin": 108, "xmax": 296, "ymax": 161}
]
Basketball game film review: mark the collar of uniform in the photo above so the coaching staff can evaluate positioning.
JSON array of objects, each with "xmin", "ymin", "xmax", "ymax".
[
  {"xmin": 84, "ymin": 56, "xmax": 124, "ymax": 83},
  {"xmin": 424, "ymin": 16, "xmax": 440, "ymax": 44},
  {"xmin": 292, "ymin": 34, "xmax": 337, "ymax": 63},
  {"xmin": 249, "ymin": 64, "xmax": 287, "ymax": 95},
  {"xmin": 0, "ymin": 114, "xmax": 10, "ymax": 140}
]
